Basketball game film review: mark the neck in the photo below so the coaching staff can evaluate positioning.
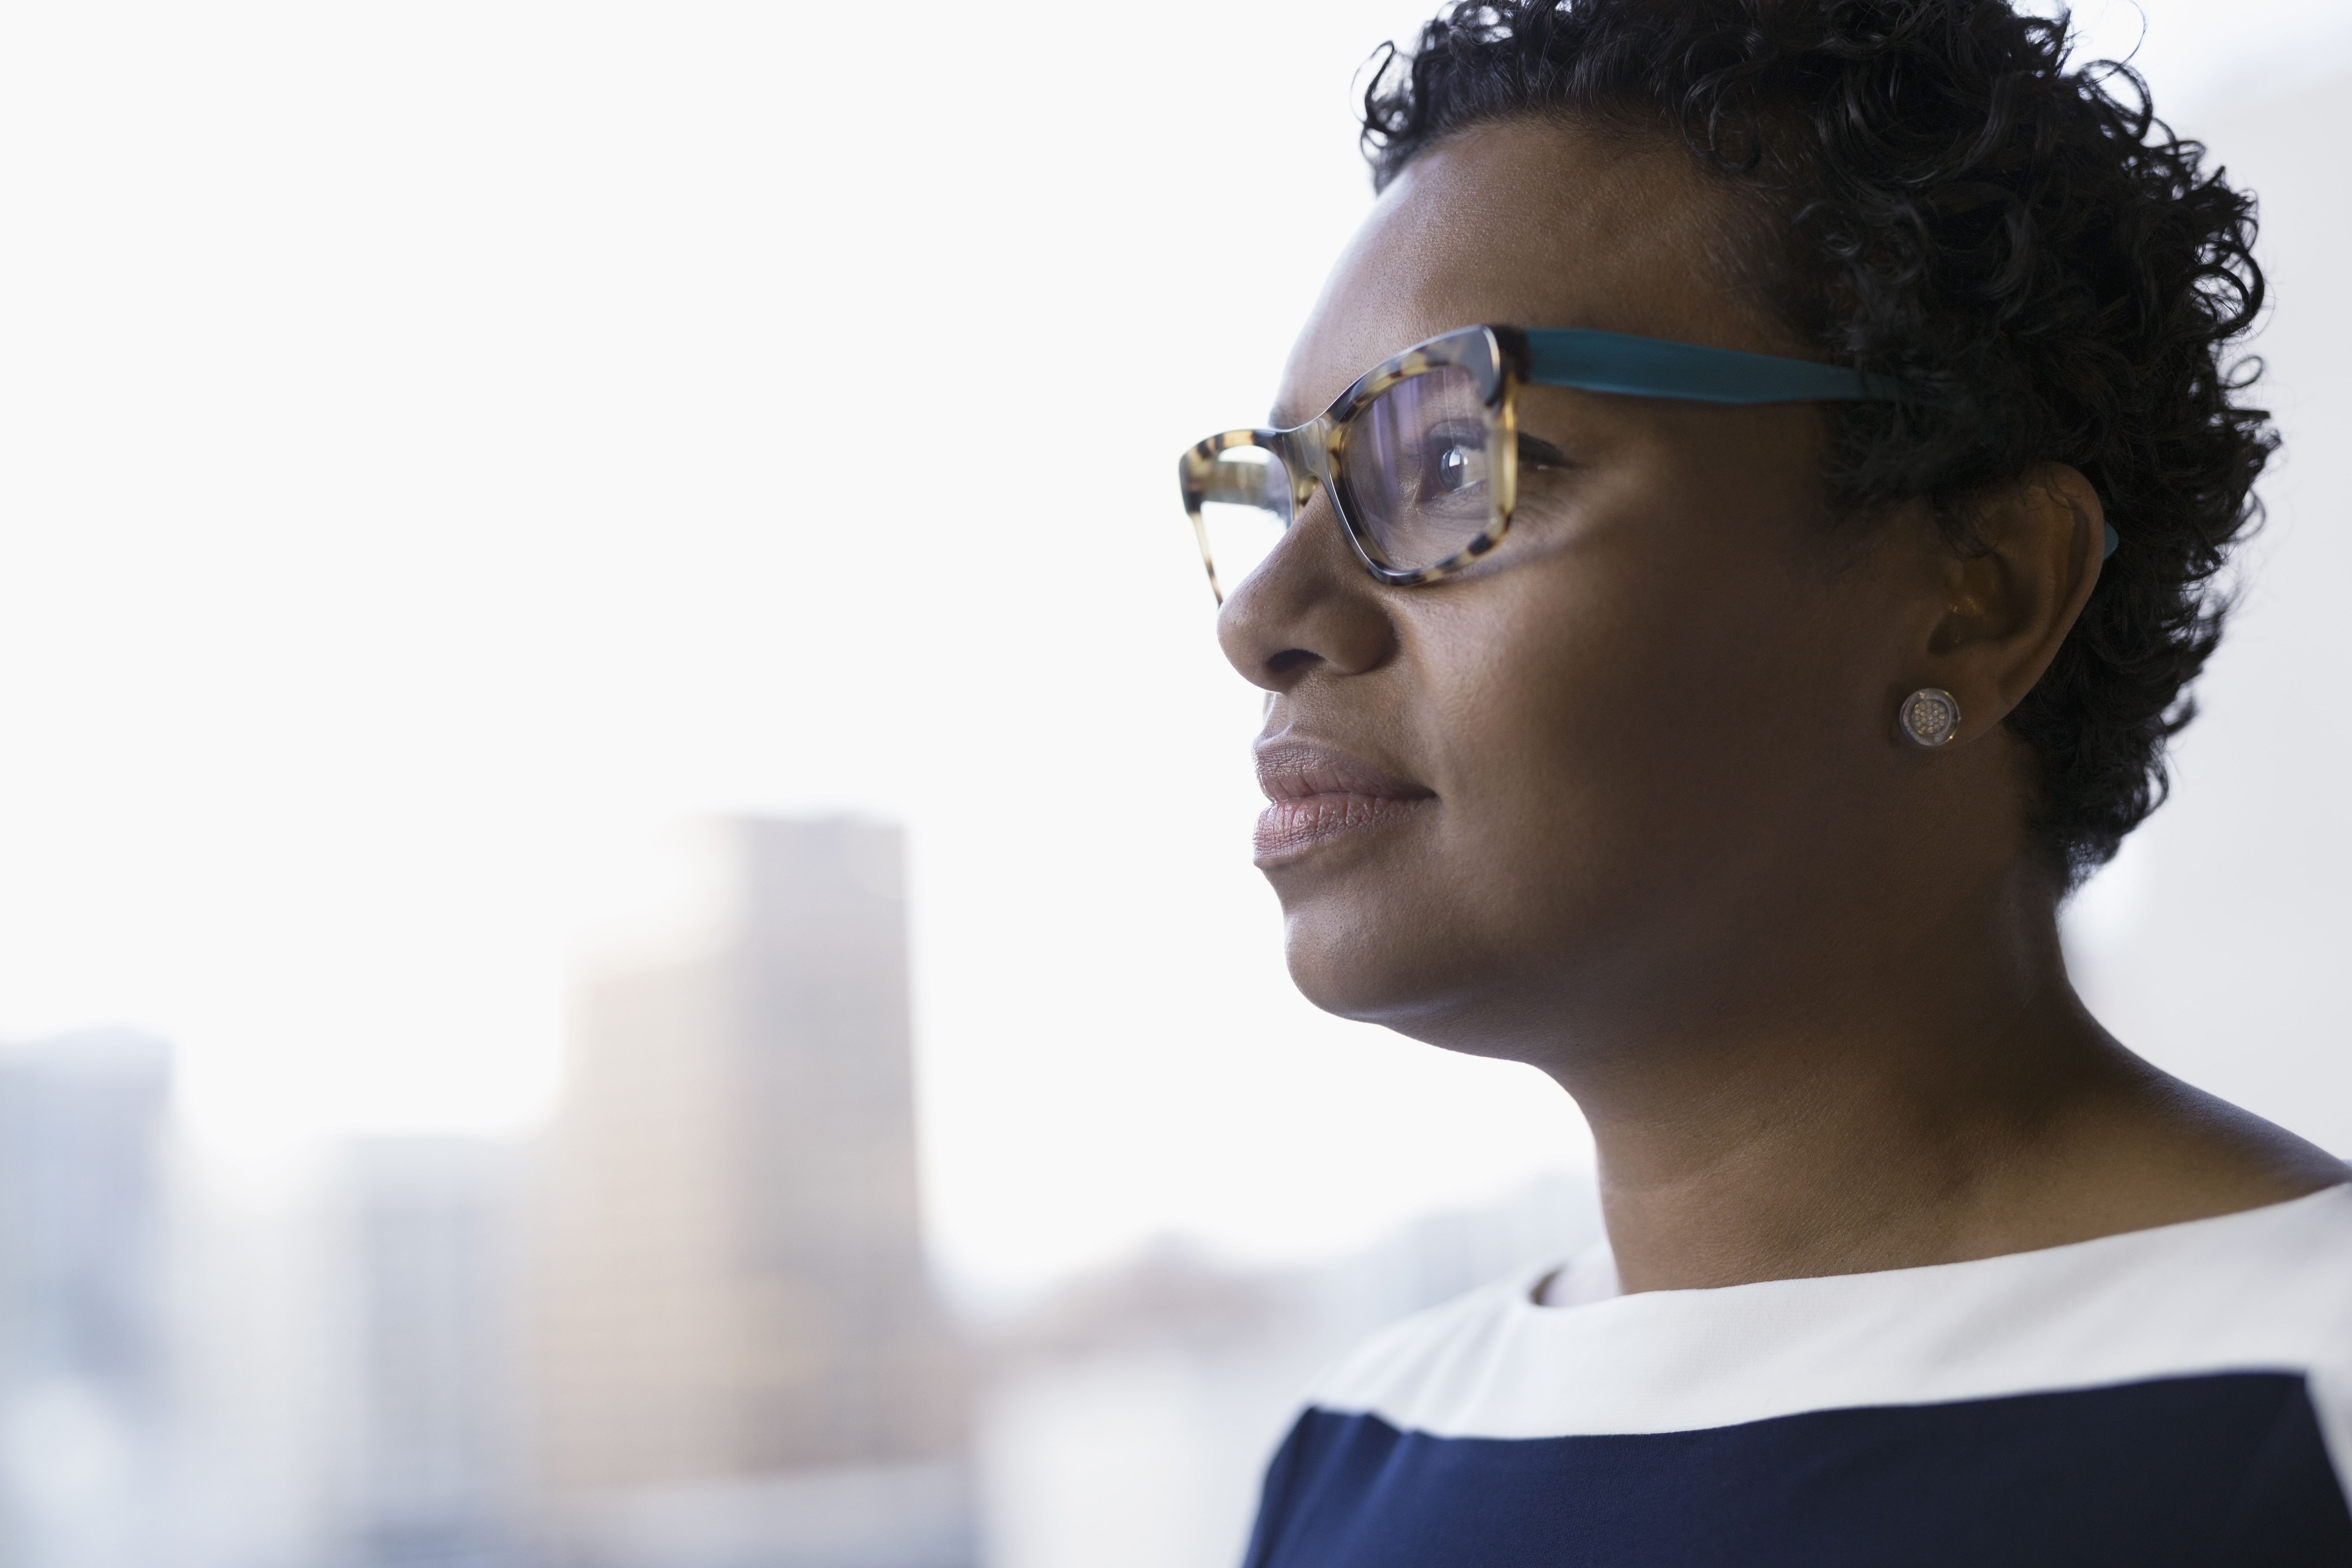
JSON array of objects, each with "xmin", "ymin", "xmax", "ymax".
[{"xmin": 1541, "ymin": 880, "xmax": 2346, "ymax": 1295}]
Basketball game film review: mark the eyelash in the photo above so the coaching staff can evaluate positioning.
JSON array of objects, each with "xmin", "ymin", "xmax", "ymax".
[{"xmin": 1517, "ymin": 435, "xmax": 1572, "ymax": 472}]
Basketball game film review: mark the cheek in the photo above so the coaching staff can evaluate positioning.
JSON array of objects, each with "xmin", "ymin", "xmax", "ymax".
[{"xmin": 1409, "ymin": 547, "xmax": 1863, "ymax": 950}]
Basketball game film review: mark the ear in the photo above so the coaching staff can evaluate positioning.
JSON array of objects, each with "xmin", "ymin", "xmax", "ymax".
[{"xmin": 1909, "ymin": 463, "xmax": 2105, "ymax": 741}]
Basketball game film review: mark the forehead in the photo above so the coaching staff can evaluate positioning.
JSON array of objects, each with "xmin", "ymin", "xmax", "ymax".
[{"xmin": 1277, "ymin": 117, "xmax": 1790, "ymax": 421}]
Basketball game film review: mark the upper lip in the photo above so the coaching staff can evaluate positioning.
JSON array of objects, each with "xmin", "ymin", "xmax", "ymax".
[{"xmin": 1254, "ymin": 740, "xmax": 1434, "ymax": 804}]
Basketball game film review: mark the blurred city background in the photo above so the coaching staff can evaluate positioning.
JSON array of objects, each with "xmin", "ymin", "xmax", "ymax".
[{"xmin": 0, "ymin": 1, "xmax": 2347, "ymax": 1564}]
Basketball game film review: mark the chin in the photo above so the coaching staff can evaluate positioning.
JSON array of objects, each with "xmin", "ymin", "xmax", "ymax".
[{"xmin": 1280, "ymin": 902, "xmax": 1527, "ymax": 1058}]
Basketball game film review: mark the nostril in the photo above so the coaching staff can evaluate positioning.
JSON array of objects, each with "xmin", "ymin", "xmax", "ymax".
[{"xmin": 1266, "ymin": 648, "xmax": 1319, "ymax": 676}]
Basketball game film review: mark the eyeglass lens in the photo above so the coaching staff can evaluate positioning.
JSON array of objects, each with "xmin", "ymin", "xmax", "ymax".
[
  {"xmin": 1194, "ymin": 364, "xmax": 1499, "ymax": 602},
  {"xmin": 1196, "ymin": 446, "xmax": 1293, "ymax": 603},
  {"xmin": 1337, "ymin": 365, "xmax": 1495, "ymax": 573}
]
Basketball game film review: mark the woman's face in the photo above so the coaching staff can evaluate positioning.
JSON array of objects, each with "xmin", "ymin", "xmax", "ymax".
[{"xmin": 1220, "ymin": 118, "xmax": 1958, "ymax": 1059}]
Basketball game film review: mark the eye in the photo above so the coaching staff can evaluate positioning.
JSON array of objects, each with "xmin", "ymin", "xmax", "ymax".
[
  {"xmin": 1517, "ymin": 433, "xmax": 1571, "ymax": 473},
  {"xmin": 1420, "ymin": 424, "xmax": 1490, "ymax": 498},
  {"xmin": 1434, "ymin": 442, "xmax": 1483, "ymax": 492}
]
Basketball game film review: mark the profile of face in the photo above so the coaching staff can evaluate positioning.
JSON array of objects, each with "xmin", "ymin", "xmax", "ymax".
[{"xmin": 1218, "ymin": 118, "xmax": 2099, "ymax": 1066}]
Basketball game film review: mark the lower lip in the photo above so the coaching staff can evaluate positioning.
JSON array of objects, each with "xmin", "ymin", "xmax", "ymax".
[{"xmin": 1253, "ymin": 793, "xmax": 1431, "ymax": 867}]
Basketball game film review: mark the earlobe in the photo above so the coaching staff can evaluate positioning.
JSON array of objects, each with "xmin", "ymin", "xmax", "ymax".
[{"xmin": 1905, "ymin": 464, "xmax": 2105, "ymax": 742}]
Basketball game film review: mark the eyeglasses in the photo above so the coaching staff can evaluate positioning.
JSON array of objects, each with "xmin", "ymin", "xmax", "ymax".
[{"xmin": 1175, "ymin": 325, "xmax": 1912, "ymax": 605}]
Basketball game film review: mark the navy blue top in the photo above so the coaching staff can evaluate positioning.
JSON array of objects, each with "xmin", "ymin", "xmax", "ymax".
[{"xmin": 1244, "ymin": 1189, "xmax": 2352, "ymax": 1568}]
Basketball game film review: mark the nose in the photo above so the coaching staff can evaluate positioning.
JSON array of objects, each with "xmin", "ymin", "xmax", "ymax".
[{"xmin": 1216, "ymin": 489, "xmax": 1400, "ymax": 693}]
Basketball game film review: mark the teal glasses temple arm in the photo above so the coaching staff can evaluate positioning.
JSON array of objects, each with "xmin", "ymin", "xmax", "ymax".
[
  {"xmin": 1522, "ymin": 328, "xmax": 1911, "ymax": 404},
  {"xmin": 1523, "ymin": 329, "xmax": 2118, "ymax": 560}
]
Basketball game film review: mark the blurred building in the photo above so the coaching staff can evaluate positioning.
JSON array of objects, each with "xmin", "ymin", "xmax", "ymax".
[
  {"xmin": 334, "ymin": 1138, "xmax": 524, "ymax": 1568},
  {"xmin": 530, "ymin": 817, "xmax": 970, "ymax": 1568},
  {"xmin": 0, "ymin": 1030, "xmax": 174, "ymax": 1568},
  {"xmin": 976, "ymin": 1171, "xmax": 1604, "ymax": 1568}
]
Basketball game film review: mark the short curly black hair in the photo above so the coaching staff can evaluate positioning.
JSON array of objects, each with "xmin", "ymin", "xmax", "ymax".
[{"xmin": 1361, "ymin": 0, "xmax": 2273, "ymax": 885}]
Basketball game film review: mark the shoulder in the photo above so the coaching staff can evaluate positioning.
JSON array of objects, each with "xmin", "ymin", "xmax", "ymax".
[
  {"xmin": 1245, "ymin": 1191, "xmax": 2352, "ymax": 1568},
  {"xmin": 1305, "ymin": 1266, "xmax": 1545, "ymax": 1427},
  {"xmin": 1298, "ymin": 1186, "xmax": 2352, "ymax": 1443}
]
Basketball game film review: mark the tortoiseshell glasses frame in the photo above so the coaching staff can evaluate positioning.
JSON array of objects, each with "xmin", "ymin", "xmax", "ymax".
[{"xmin": 1175, "ymin": 324, "xmax": 1912, "ymax": 605}]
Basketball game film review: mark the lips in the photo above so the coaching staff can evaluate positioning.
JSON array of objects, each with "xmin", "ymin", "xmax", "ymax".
[{"xmin": 1253, "ymin": 741, "xmax": 1435, "ymax": 866}]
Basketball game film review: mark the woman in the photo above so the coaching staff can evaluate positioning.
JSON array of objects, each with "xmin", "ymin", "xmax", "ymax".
[{"xmin": 1177, "ymin": 1, "xmax": 2352, "ymax": 1561}]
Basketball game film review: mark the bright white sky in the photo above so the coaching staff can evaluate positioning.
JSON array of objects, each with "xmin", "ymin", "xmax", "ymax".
[{"xmin": 2, "ymin": 1, "xmax": 2348, "ymax": 1293}]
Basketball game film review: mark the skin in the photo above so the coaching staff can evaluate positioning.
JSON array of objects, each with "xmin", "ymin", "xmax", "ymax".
[{"xmin": 1218, "ymin": 118, "xmax": 2346, "ymax": 1295}]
